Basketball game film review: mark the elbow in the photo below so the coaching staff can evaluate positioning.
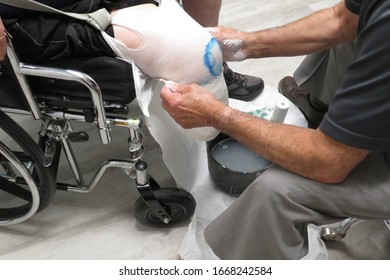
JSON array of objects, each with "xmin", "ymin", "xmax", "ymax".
[
  {"xmin": 308, "ymin": 150, "xmax": 369, "ymax": 184},
  {"xmin": 333, "ymin": 1, "xmax": 359, "ymax": 43},
  {"xmin": 311, "ymin": 166, "xmax": 351, "ymax": 184},
  {"xmin": 315, "ymin": 173, "xmax": 349, "ymax": 184}
]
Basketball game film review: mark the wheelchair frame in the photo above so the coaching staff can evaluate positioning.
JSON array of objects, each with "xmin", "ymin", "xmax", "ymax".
[{"xmin": 0, "ymin": 34, "xmax": 195, "ymax": 227}]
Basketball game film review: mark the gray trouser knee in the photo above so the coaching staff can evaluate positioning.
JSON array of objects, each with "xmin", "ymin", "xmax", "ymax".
[{"xmin": 293, "ymin": 42, "xmax": 356, "ymax": 105}]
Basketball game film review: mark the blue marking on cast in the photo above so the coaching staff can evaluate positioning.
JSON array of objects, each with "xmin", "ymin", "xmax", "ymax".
[{"xmin": 204, "ymin": 38, "xmax": 222, "ymax": 77}]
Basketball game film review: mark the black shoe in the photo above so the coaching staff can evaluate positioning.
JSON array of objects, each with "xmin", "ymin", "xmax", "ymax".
[
  {"xmin": 278, "ymin": 76, "xmax": 327, "ymax": 129},
  {"xmin": 223, "ymin": 62, "xmax": 264, "ymax": 101}
]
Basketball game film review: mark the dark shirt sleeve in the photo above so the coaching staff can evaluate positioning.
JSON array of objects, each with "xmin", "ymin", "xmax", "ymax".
[
  {"xmin": 345, "ymin": 0, "xmax": 363, "ymax": 15},
  {"xmin": 320, "ymin": 1, "xmax": 390, "ymax": 151}
]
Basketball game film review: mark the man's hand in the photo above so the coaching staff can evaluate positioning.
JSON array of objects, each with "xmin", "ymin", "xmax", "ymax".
[
  {"xmin": 207, "ymin": 26, "xmax": 248, "ymax": 61},
  {"xmin": 160, "ymin": 82, "xmax": 230, "ymax": 130}
]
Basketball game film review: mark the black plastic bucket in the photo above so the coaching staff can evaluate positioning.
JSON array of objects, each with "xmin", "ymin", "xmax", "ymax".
[{"xmin": 207, "ymin": 133, "xmax": 270, "ymax": 196}]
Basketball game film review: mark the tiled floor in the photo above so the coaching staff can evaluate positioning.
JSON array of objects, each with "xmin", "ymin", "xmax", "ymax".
[{"xmin": 0, "ymin": 0, "xmax": 389, "ymax": 260}]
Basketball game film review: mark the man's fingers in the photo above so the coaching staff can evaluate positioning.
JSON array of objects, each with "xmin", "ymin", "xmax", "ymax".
[{"xmin": 164, "ymin": 81, "xmax": 178, "ymax": 93}]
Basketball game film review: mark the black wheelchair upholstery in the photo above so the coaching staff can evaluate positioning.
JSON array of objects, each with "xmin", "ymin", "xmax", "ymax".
[
  {"xmin": 0, "ymin": 54, "xmax": 135, "ymax": 112},
  {"xmin": 0, "ymin": 57, "xmax": 27, "ymax": 110}
]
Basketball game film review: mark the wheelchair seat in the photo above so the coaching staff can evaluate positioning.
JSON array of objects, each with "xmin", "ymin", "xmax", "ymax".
[{"xmin": 0, "ymin": 54, "xmax": 136, "ymax": 113}]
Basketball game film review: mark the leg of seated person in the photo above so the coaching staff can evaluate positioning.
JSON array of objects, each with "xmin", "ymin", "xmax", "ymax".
[
  {"xmin": 106, "ymin": 0, "xmax": 223, "ymax": 86},
  {"xmin": 204, "ymin": 152, "xmax": 390, "ymax": 259},
  {"xmin": 181, "ymin": 0, "xmax": 221, "ymax": 27},
  {"xmin": 279, "ymin": 42, "xmax": 356, "ymax": 128},
  {"xmin": 102, "ymin": 0, "xmax": 227, "ymax": 141},
  {"xmin": 293, "ymin": 42, "xmax": 356, "ymax": 105},
  {"xmin": 109, "ymin": 4, "xmax": 156, "ymax": 50}
]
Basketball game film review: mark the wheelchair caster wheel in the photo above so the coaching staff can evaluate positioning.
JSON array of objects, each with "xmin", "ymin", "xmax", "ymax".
[{"xmin": 134, "ymin": 188, "xmax": 196, "ymax": 227}]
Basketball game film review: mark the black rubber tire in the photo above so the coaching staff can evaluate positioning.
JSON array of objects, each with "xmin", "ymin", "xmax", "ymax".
[
  {"xmin": 0, "ymin": 109, "xmax": 56, "ymax": 220},
  {"xmin": 134, "ymin": 188, "xmax": 196, "ymax": 227}
]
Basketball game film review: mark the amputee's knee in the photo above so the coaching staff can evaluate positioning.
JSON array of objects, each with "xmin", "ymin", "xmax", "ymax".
[{"xmin": 108, "ymin": 0, "xmax": 223, "ymax": 85}]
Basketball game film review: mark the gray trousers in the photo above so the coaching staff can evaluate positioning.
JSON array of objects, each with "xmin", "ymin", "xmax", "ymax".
[
  {"xmin": 204, "ymin": 152, "xmax": 390, "ymax": 259},
  {"xmin": 204, "ymin": 43, "xmax": 390, "ymax": 259},
  {"xmin": 293, "ymin": 42, "xmax": 356, "ymax": 105}
]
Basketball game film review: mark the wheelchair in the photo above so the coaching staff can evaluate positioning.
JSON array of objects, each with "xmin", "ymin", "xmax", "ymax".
[{"xmin": 0, "ymin": 33, "xmax": 196, "ymax": 227}]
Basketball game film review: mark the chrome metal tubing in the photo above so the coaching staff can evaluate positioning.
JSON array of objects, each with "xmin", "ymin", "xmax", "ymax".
[
  {"xmin": 44, "ymin": 112, "xmax": 142, "ymax": 130},
  {"xmin": 135, "ymin": 161, "xmax": 148, "ymax": 186},
  {"xmin": 321, "ymin": 217, "xmax": 360, "ymax": 242},
  {"xmin": 385, "ymin": 220, "xmax": 390, "ymax": 231},
  {"xmin": 0, "ymin": 107, "xmax": 34, "ymax": 117},
  {"xmin": 66, "ymin": 160, "xmax": 136, "ymax": 193},
  {"xmin": 19, "ymin": 63, "xmax": 111, "ymax": 144},
  {"xmin": 55, "ymin": 124, "xmax": 86, "ymax": 187},
  {"xmin": 0, "ymin": 140, "xmax": 41, "ymax": 226}
]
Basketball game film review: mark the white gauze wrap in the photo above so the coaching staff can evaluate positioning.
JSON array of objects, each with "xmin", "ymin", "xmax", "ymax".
[{"xmin": 101, "ymin": 0, "xmax": 228, "ymax": 141}]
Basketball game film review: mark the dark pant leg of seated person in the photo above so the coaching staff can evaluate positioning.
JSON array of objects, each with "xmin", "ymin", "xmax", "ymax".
[
  {"xmin": 2, "ymin": 0, "xmax": 123, "ymax": 63},
  {"xmin": 4, "ymin": 0, "xmax": 158, "ymax": 63},
  {"xmin": 0, "ymin": 0, "xmax": 80, "ymax": 19},
  {"xmin": 204, "ymin": 152, "xmax": 390, "ymax": 259}
]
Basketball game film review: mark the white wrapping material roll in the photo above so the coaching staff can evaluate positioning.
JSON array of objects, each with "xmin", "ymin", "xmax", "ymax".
[{"xmin": 270, "ymin": 100, "xmax": 290, "ymax": 123}]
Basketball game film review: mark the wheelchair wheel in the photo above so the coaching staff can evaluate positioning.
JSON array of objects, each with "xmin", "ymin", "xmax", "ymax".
[
  {"xmin": 134, "ymin": 188, "xmax": 196, "ymax": 227},
  {"xmin": 0, "ymin": 109, "xmax": 56, "ymax": 223}
]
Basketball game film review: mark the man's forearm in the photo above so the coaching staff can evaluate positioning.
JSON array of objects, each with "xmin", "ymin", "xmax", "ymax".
[
  {"xmin": 212, "ymin": 105, "xmax": 368, "ymax": 183},
  {"xmin": 244, "ymin": 1, "xmax": 358, "ymax": 58}
]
